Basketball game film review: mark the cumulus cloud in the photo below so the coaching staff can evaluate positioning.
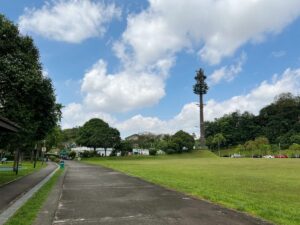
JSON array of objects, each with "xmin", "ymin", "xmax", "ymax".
[
  {"xmin": 62, "ymin": 68, "xmax": 300, "ymax": 137},
  {"xmin": 59, "ymin": 0, "xmax": 300, "ymax": 136},
  {"xmin": 116, "ymin": 0, "xmax": 300, "ymax": 65},
  {"xmin": 209, "ymin": 53, "xmax": 247, "ymax": 85},
  {"xmin": 19, "ymin": 0, "xmax": 121, "ymax": 43},
  {"xmin": 80, "ymin": 59, "xmax": 166, "ymax": 112},
  {"xmin": 62, "ymin": 103, "xmax": 116, "ymax": 129},
  {"xmin": 118, "ymin": 68, "xmax": 300, "ymax": 137}
]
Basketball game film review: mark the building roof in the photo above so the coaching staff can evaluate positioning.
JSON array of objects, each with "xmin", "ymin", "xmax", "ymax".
[{"xmin": 0, "ymin": 116, "xmax": 21, "ymax": 132}]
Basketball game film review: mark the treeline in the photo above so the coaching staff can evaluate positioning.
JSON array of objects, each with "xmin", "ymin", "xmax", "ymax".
[
  {"xmin": 48, "ymin": 120, "xmax": 195, "ymax": 156},
  {"xmin": 125, "ymin": 130, "xmax": 195, "ymax": 155},
  {"xmin": 205, "ymin": 93, "xmax": 300, "ymax": 150}
]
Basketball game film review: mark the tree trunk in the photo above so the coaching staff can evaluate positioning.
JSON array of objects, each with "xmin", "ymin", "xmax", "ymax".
[
  {"xmin": 34, "ymin": 149, "xmax": 38, "ymax": 168},
  {"xmin": 199, "ymin": 93, "xmax": 206, "ymax": 147},
  {"xmin": 93, "ymin": 147, "xmax": 96, "ymax": 156},
  {"xmin": 31, "ymin": 149, "xmax": 34, "ymax": 163},
  {"xmin": 13, "ymin": 150, "xmax": 18, "ymax": 172},
  {"xmin": 14, "ymin": 149, "xmax": 20, "ymax": 175}
]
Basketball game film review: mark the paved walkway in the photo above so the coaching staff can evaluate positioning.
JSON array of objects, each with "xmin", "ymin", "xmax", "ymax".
[
  {"xmin": 0, "ymin": 162, "xmax": 57, "ymax": 214},
  {"xmin": 51, "ymin": 161, "xmax": 272, "ymax": 225}
]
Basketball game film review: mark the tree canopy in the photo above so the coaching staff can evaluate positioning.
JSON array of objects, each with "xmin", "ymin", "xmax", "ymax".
[
  {"xmin": 205, "ymin": 93, "xmax": 300, "ymax": 149},
  {"xmin": 77, "ymin": 118, "xmax": 121, "ymax": 155},
  {"xmin": 0, "ymin": 14, "xmax": 61, "ymax": 151}
]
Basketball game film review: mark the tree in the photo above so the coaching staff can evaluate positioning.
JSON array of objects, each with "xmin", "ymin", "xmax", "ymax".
[
  {"xmin": 117, "ymin": 140, "xmax": 133, "ymax": 155},
  {"xmin": 212, "ymin": 133, "xmax": 226, "ymax": 156},
  {"xmin": 172, "ymin": 130, "xmax": 195, "ymax": 153},
  {"xmin": 0, "ymin": 14, "xmax": 61, "ymax": 155},
  {"xmin": 258, "ymin": 93, "xmax": 300, "ymax": 143},
  {"xmin": 103, "ymin": 127, "xmax": 121, "ymax": 156},
  {"xmin": 193, "ymin": 68, "xmax": 208, "ymax": 147},
  {"xmin": 45, "ymin": 126, "xmax": 63, "ymax": 151},
  {"xmin": 61, "ymin": 127, "xmax": 80, "ymax": 147},
  {"xmin": 290, "ymin": 134, "xmax": 300, "ymax": 144},
  {"xmin": 77, "ymin": 118, "xmax": 121, "ymax": 156},
  {"xmin": 254, "ymin": 137, "xmax": 269, "ymax": 157},
  {"xmin": 244, "ymin": 140, "xmax": 256, "ymax": 158}
]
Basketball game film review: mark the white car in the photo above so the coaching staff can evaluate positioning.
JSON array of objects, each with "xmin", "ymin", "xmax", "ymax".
[
  {"xmin": 263, "ymin": 155, "xmax": 274, "ymax": 159},
  {"xmin": 231, "ymin": 153, "xmax": 241, "ymax": 158}
]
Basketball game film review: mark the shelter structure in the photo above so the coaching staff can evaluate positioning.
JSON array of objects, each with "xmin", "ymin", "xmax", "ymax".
[{"xmin": 0, "ymin": 116, "xmax": 20, "ymax": 132}]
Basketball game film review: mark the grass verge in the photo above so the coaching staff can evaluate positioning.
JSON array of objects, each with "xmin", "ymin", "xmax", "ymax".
[
  {"xmin": 84, "ymin": 152, "xmax": 300, "ymax": 225},
  {"xmin": 4, "ymin": 169, "xmax": 62, "ymax": 225},
  {"xmin": 0, "ymin": 162, "xmax": 46, "ymax": 186}
]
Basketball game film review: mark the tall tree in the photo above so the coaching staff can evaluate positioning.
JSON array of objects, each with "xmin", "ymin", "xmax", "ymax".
[
  {"xmin": 0, "ymin": 14, "xmax": 61, "ymax": 152},
  {"xmin": 193, "ymin": 68, "xmax": 208, "ymax": 147},
  {"xmin": 172, "ymin": 130, "xmax": 195, "ymax": 152},
  {"xmin": 77, "ymin": 118, "xmax": 121, "ymax": 156}
]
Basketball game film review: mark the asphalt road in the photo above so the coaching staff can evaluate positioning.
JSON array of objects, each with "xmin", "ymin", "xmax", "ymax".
[
  {"xmin": 51, "ymin": 161, "xmax": 272, "ymax": 225},
  {"xmin": 0, "ymin": 162, "xmax": 56, "ymax": 213}
]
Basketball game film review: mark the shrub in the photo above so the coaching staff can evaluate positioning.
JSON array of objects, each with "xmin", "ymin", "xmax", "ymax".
[
  {"xmin": 68, "ymin": 151, "xmax": 76, "ymax": 159},
  {"xmin": 289, "ymin": 143, "xmax": 300, "ymax": 151},
  {"xmin": 81, "ymin": 150, "xmax": 92, "ymax": 158},
  {"xmin": 121, "ymin": 151, "xmax": 128, "ymax": 156},
  {"xmin": 165, "ymin": 149, "xmax": 176, "ymax": 154},
  {"xmin": 49, "ymin": 155, "xmax": 60, "ymax": 163},
  {"xmin": 149, "ymin": 149, "xmax": 157, "ymax": 156}
]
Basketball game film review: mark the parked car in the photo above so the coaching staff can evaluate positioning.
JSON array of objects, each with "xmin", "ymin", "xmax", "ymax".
[
  {"xmin": 231, "ymin": 153, "xmax": 242, "ymax": 158},
  {"xmin": 263, "ymin": 155, "xmax": 274, "ymax": 159},
  {"xmin": 274, "ymin": 155, "xmax": 288, "ymax": 158}
]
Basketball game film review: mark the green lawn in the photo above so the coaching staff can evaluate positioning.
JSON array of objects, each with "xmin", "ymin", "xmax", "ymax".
[
  {"xmin": 0, "ymin": 161, "xmax": 45, "ymax": 186},
  {"xmin": 83, "ymin": 151, "xmax": 300, "ymax": 225}
]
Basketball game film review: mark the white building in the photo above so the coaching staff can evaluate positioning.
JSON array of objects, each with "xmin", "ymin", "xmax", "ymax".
[
  {"xmin": 71, "ymin": 146, "xmax": 94, "ymax": 154},
  {"xmin": 96, "ymin": 148, "xmax": 113, "ymax": 156},
  {"xmin": 70, "ymin": 146, "xmax": 113, "ymax": 157}
]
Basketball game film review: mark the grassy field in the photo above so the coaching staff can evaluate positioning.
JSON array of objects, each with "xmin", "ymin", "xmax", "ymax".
[
  {"xmin": 0, "ymin": 162, "xmax": 45, "ymax": 186},
  {"xmin": 4, "ymin": 169, "xmax": 62, "ymax": 225},
  {"xmin": 84, "ymin": 151, "xmax": 300, "ymax": 225}
]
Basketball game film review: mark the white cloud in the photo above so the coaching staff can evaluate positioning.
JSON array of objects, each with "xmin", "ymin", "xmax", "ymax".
[
  {"xmin": 57, "ymin": 1, "xmax": 300, "ymax": 136},
  {"xmin": 62, "ymin": 68, "xmax": 300, "ymax": 137},
  {"xmin": 209, "ymin": 52, "xmax": 247, "ymax": 85},
  {"xmin": 116, "ymin": 0, "xmax": 300, "ymax": 65},
  {"xmin": 62, "ymin": 103, "xmax": 116, "ymax": 129},
  {"xmin": 80, "ymin": 59, "xmax": 166, "ymax": 112},
  {"xmin": 117, "ymin": 68, "xmax": 300, "ymax": 137},
  {"xmin": 19, "ymin": 0, "xmax": 121, "ymax": 43}
]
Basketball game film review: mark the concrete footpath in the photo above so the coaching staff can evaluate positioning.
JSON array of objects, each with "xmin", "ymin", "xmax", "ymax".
[
  {"xmin": 0, "ymin": 162, "xmax": 57, "ymax": 214},
  {"xmin": 44, "ymin": 161, "xmax": 272, "ymax": 225}
]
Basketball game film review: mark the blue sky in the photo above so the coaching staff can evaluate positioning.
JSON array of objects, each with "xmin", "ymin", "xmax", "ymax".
[{"xmin": 1, "ymin": 0, "xmax": 300, "ymax": 137}]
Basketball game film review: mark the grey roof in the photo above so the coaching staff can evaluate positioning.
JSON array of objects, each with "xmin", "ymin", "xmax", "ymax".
[{"xmin": 0, "ymin": 116, "xmax": 21, "ymax": 132}]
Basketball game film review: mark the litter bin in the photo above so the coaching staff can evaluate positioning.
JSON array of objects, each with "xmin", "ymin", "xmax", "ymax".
[{"xmin": 60, "ymin": 160, "xmax": 65, "ymax": 169}]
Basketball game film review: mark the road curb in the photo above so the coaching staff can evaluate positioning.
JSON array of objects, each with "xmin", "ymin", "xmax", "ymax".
[{"xmin": 0, "ymin": 164, "xmax": 60, "ymax": 225}]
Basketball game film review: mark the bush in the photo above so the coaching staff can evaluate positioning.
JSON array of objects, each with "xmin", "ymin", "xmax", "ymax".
[
  {"xmin": 165, "ymin": 149, "xmax": 176, "ymax": 154},
  {"xmin": 289, "ymin": 143, "xmax": 300, "ymax": 151},
  {"xmin": 49, "ymin": 155, "xmax": 60, "ymax": 163},
  {"xmin": 121, "ymin": 151, "xmax": 128, "ymax": 156},
  {"xmin": 149, "ymin": 149, "xmax": 157, "ymax": 156},
  {"xmin": 68, "ymin": 151, "xmax": 76, "ymax": 159},
  {"xmin": 81, "ymin": 150, "xmax": 92, "ymax": 158}
]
